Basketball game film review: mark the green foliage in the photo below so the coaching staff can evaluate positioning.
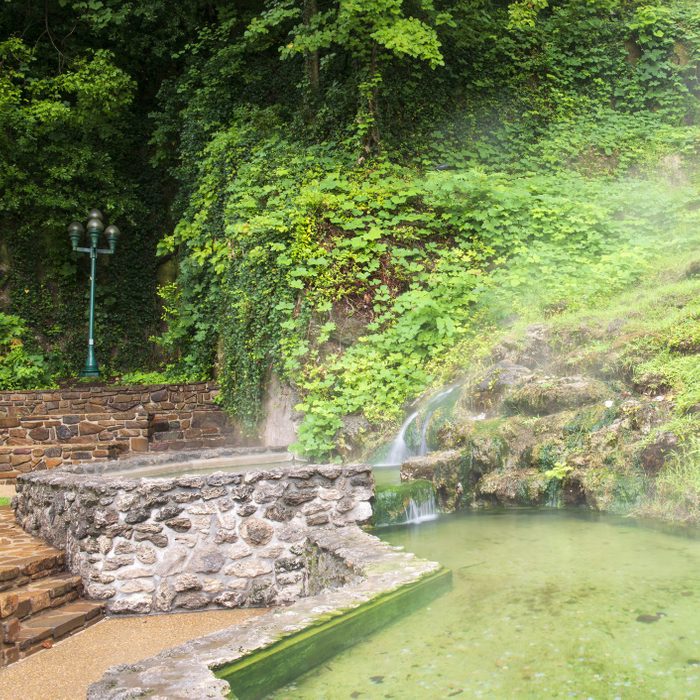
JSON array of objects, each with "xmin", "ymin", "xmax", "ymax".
[
  {"xmin": 168, "ymin": 108, "xmax": 700, "ymax": 457},
  {"xmin": 0, "ymin": 24, "xmax": 161, "ymax": 377},
  {"xmin": 4, "ymin": 0, "xmax": 700, "ymax": 468},
  {"xmin": 0, "ymin": 313, "xmax": 52, "ymax": 390},
  {"xmin": 649, "ymin": 435, "xmax": 700, "ymax": 523},
  {"xmin": 543, "ymin": 461, "xmax": 573, "ymax": 481}
]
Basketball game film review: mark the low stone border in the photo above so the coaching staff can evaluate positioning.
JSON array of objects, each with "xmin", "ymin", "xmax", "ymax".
[
  {"xmin": 14, "ymin": 459, "xmax": 374, "ymax": 614},
  {"xmin": 88, "ymin": 526, "xmax": 446, "ymax": 699}
]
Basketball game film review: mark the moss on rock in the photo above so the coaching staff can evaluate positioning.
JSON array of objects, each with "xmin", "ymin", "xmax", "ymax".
[
  {"xmin": 372, "ymin": 480, "xmax": 435, "ymax": 526},
  {"xmin": 502, "ymin": 375, "xmax": 609, "ymax": 416}
]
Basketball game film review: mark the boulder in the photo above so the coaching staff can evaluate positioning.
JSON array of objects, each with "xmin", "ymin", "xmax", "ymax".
[{"xmin": 502, "ymin": 375, "xmax": 609, "ymax": 416}]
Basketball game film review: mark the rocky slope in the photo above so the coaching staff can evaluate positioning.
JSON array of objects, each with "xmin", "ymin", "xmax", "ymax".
[{"xmin": 398, "ymin": 262, "xmax": 700, "ymax": 524}]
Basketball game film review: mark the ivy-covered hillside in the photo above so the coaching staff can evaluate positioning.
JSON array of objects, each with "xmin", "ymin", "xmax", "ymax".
[{"xmin": 2, "ymin": 0, "xmax": 700, "ymax": 462}]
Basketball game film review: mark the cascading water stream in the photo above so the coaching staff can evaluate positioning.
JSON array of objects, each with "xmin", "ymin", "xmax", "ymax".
[
  {"xmin": 418, "ymin": 386, "xmax": 458, "ymax": 456},
  {"xmin": 403, "ymin": 491, "xmax": 439, "ymax": 524},
  {"xmin": 379, "ymin": 385, "xmax": 460, "ymax": 467},
  {"xmin": 372, "ymin": 384, "xmax": 462, "ymax": 527},
  {"xmin": 385, "ymin": 411, "xmax": 419, "ymax": 466}
]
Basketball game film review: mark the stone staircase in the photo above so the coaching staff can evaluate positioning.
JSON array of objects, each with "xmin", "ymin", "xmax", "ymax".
[{"xmin": 0, "ymin": 506, "xmax": 105, "ymax": 666}]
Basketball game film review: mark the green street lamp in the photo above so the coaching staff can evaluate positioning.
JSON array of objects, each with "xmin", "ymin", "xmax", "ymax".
[{"xmin": 68, "ymin": 209, "xmax": 121, "ymax": 377}]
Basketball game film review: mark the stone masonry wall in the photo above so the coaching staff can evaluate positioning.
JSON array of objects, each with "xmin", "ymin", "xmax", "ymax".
[
  {"xmin": 0, "ymin": 382, "xmax": 219, "ymax": 417},
  {"xmin": 14, "ymin": 464, "xmax": 373, "ymax": 614},
  {"xmin": 0, "ymin": 383, "xmax": 233, "ymax": 481}
]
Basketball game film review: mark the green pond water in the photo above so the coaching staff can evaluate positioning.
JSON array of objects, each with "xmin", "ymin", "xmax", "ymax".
[{"xmin": 271, "ymin": 509, "xmax": 700, "ymax": 699}]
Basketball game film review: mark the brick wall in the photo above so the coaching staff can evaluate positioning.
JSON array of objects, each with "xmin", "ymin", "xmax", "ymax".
[{"xmin": 0, "ymin": 383, "xmax": 235, "ymax": 482}]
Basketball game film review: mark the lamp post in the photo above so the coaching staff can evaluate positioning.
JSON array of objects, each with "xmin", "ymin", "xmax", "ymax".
[{"xmin": 68, "ymin": 209, "xmax": 120, "ymax": 377}]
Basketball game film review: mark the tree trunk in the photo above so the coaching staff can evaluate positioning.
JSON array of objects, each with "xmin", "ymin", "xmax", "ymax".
[
  {"xmin": 363, "ymin": 42, "xmax": 381, "ymax": 157},
  {"xmin": 304, "ymin": 0, "xmax": 321, "ymax": 94}
]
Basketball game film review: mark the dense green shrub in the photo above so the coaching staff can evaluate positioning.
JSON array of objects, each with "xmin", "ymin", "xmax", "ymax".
[
  {"xmin": 0, "ymin": 313, "xmax": 52, "ymax": 390},
  {"xmin": 4, "ymin": 0, "xmax": 700, "ymax": 459}
]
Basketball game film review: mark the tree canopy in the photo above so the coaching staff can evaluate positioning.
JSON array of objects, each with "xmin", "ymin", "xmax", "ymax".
[{"xmin": 2, "ymin": 0, "xmax": 700, "ymax": 456}]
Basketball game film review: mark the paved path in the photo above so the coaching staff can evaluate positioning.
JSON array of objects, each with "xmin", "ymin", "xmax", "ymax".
[
  {"xmin": 0, "ymin": 504, "xmax": 59, "ymax": 573},
  {"xmin": 1, "ymin": 496, "xmax": 266, "ymax": 697},
  {"xmin": 0, "ymin": 607, "xmax": 266, "ymax": 700}
]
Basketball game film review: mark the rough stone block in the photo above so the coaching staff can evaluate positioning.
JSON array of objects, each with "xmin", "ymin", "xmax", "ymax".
[
  {"xmin": 190, "ymin": 411, "xmax": 228, "ymax": 430},
  {"xmin": 56, "ymin": 424, "xmax": 78, "ymax": 441},
  {"xmin": 111, "ymin": 596, "xmax": 152, "ymax": 615},
  {"xmin": 225, "ymin": 560, "xmax": 273, "ymax": 578},
  {"xmin": 1, "ymin": 645, "xmax": 20, "ymax": 665},
  {"xmin": 103, "ymin": 555, "xmax": 135, "ymax": 571},
  {"xmin": 174, "ymin": 574, "xmax": 202, "ymax": 592},
  {"xmin": 2, "ymin": 616, "xmax": 20, "ymax": 643},
  {"xmin": 239, "ymin": 518, "xmax": 274, "ymax": 547},
  {"xmin": 0, "ymin": 593, "xmax": 19, "ymax": 618},
  {"xmin": 28, "ymin": 428, "xmax": 50, "ymax": 441},
  {"xmin": 129, "ymin": 437, "xmax": 149, "ymax": 452},
  {"xmin": 191, "ymin": 547, "xmax": 224, "ymax": 574},
  {"xmin": 306, "ymin": 512, "xmax": 330, "ymax": 526},
  {"xmin": 174, "ymin": 591, "xmax": 209, "ymax": 610},
  {"xmin": 165, "ymin": 517, "xmax": 192, "ymax": 532}
]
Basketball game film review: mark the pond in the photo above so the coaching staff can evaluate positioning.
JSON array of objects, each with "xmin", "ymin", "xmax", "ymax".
[{"xmin": 272, "ymin": 509, "xmax": 700, "ymax": 699}]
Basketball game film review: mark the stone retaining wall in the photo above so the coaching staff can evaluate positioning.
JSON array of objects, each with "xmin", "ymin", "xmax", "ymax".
[
  {"xmin": 1, "ymin": 443, "xmax": 127, "ymax": 477},
  {"xmin": 0, "ymin": 382, "xmax": 220, "ymax": 417},
  {"xmin": 14, "ymin": 463, "xmax": 373, "ymax": 614},
  {"xmin": 0, "ymin": 383, "xmax": 233, "ymax": 480}
]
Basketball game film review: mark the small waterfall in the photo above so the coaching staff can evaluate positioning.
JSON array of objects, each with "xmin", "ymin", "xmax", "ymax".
[
  {"xmin": 385, "ymin": 411, "xmax": 419, "ymax": 466},
  {"xmin": 378, "ymin": 385, "xmax": 460, "ymax": 467},
  {"xmin": 545, "ymin": 479, "xmax": 562, "ymax": 508},
  {"xmin": 403, "ymin": 491, "xmax": 439, "ymax": 524},
  {"xmin": 373, "ymin": 480, "xmax": 439, "ymax": 527}
]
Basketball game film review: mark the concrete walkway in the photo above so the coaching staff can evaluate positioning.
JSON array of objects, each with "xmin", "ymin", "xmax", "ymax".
[{"xmin": 0, "ymin": 607, "xmax": 266, "ymax": 700}]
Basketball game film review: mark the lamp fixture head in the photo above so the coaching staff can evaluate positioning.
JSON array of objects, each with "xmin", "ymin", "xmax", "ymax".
[
  {"xmin": 105, "ymin": 224, "xmax": 120, "ymax": 252},
  {"xmin": 68, "ymin": 221, "xmax": 84, "ymax": 250}
]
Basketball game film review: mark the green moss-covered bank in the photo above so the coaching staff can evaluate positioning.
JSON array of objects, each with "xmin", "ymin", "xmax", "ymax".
[
  {"xmin": 398, "ymin": 260, "xmax": 700, "ymax": 525},
  {"xmin": 372, "ymin": 480, "xmax": 436, "ymax": 526}
]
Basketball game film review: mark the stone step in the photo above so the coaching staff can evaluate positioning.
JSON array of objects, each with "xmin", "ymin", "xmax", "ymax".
[
  {"xmin": 0, "ymin": 506, "xmax": 67, "ymax": 592},
  {"xmin": 6, "ymin": 599, "xmax": 105, "ymax": 662},
  {"xmin": 0, "ymin": 550, "xmax": 66, "ymax": 592},
  {"xmin": 0, "ymin": 573, "xmax": 83, "ymax": 624}
]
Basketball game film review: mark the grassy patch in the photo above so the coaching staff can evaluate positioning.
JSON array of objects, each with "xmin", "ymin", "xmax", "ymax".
[
  {"xmin": 0, "ymin": 497, "xmax": 11, "ymax": 507},
  {"xmin": 641, "ymin": 436, "xmax": 700, "ymax": 524}
]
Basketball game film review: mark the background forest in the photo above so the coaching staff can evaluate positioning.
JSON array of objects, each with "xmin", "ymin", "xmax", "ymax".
[{"xmin": 2, "ymin": 0, "xmax": 700, "ymax": 461}]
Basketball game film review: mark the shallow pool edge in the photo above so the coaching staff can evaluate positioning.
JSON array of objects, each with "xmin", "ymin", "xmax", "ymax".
[
  {"xmin": 87, "ymin": 525, "xmax": 444, "ymax": 699},
  {"xmin": 216, "ymin": 567, "xmax": 452, "ymax": 699}
]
